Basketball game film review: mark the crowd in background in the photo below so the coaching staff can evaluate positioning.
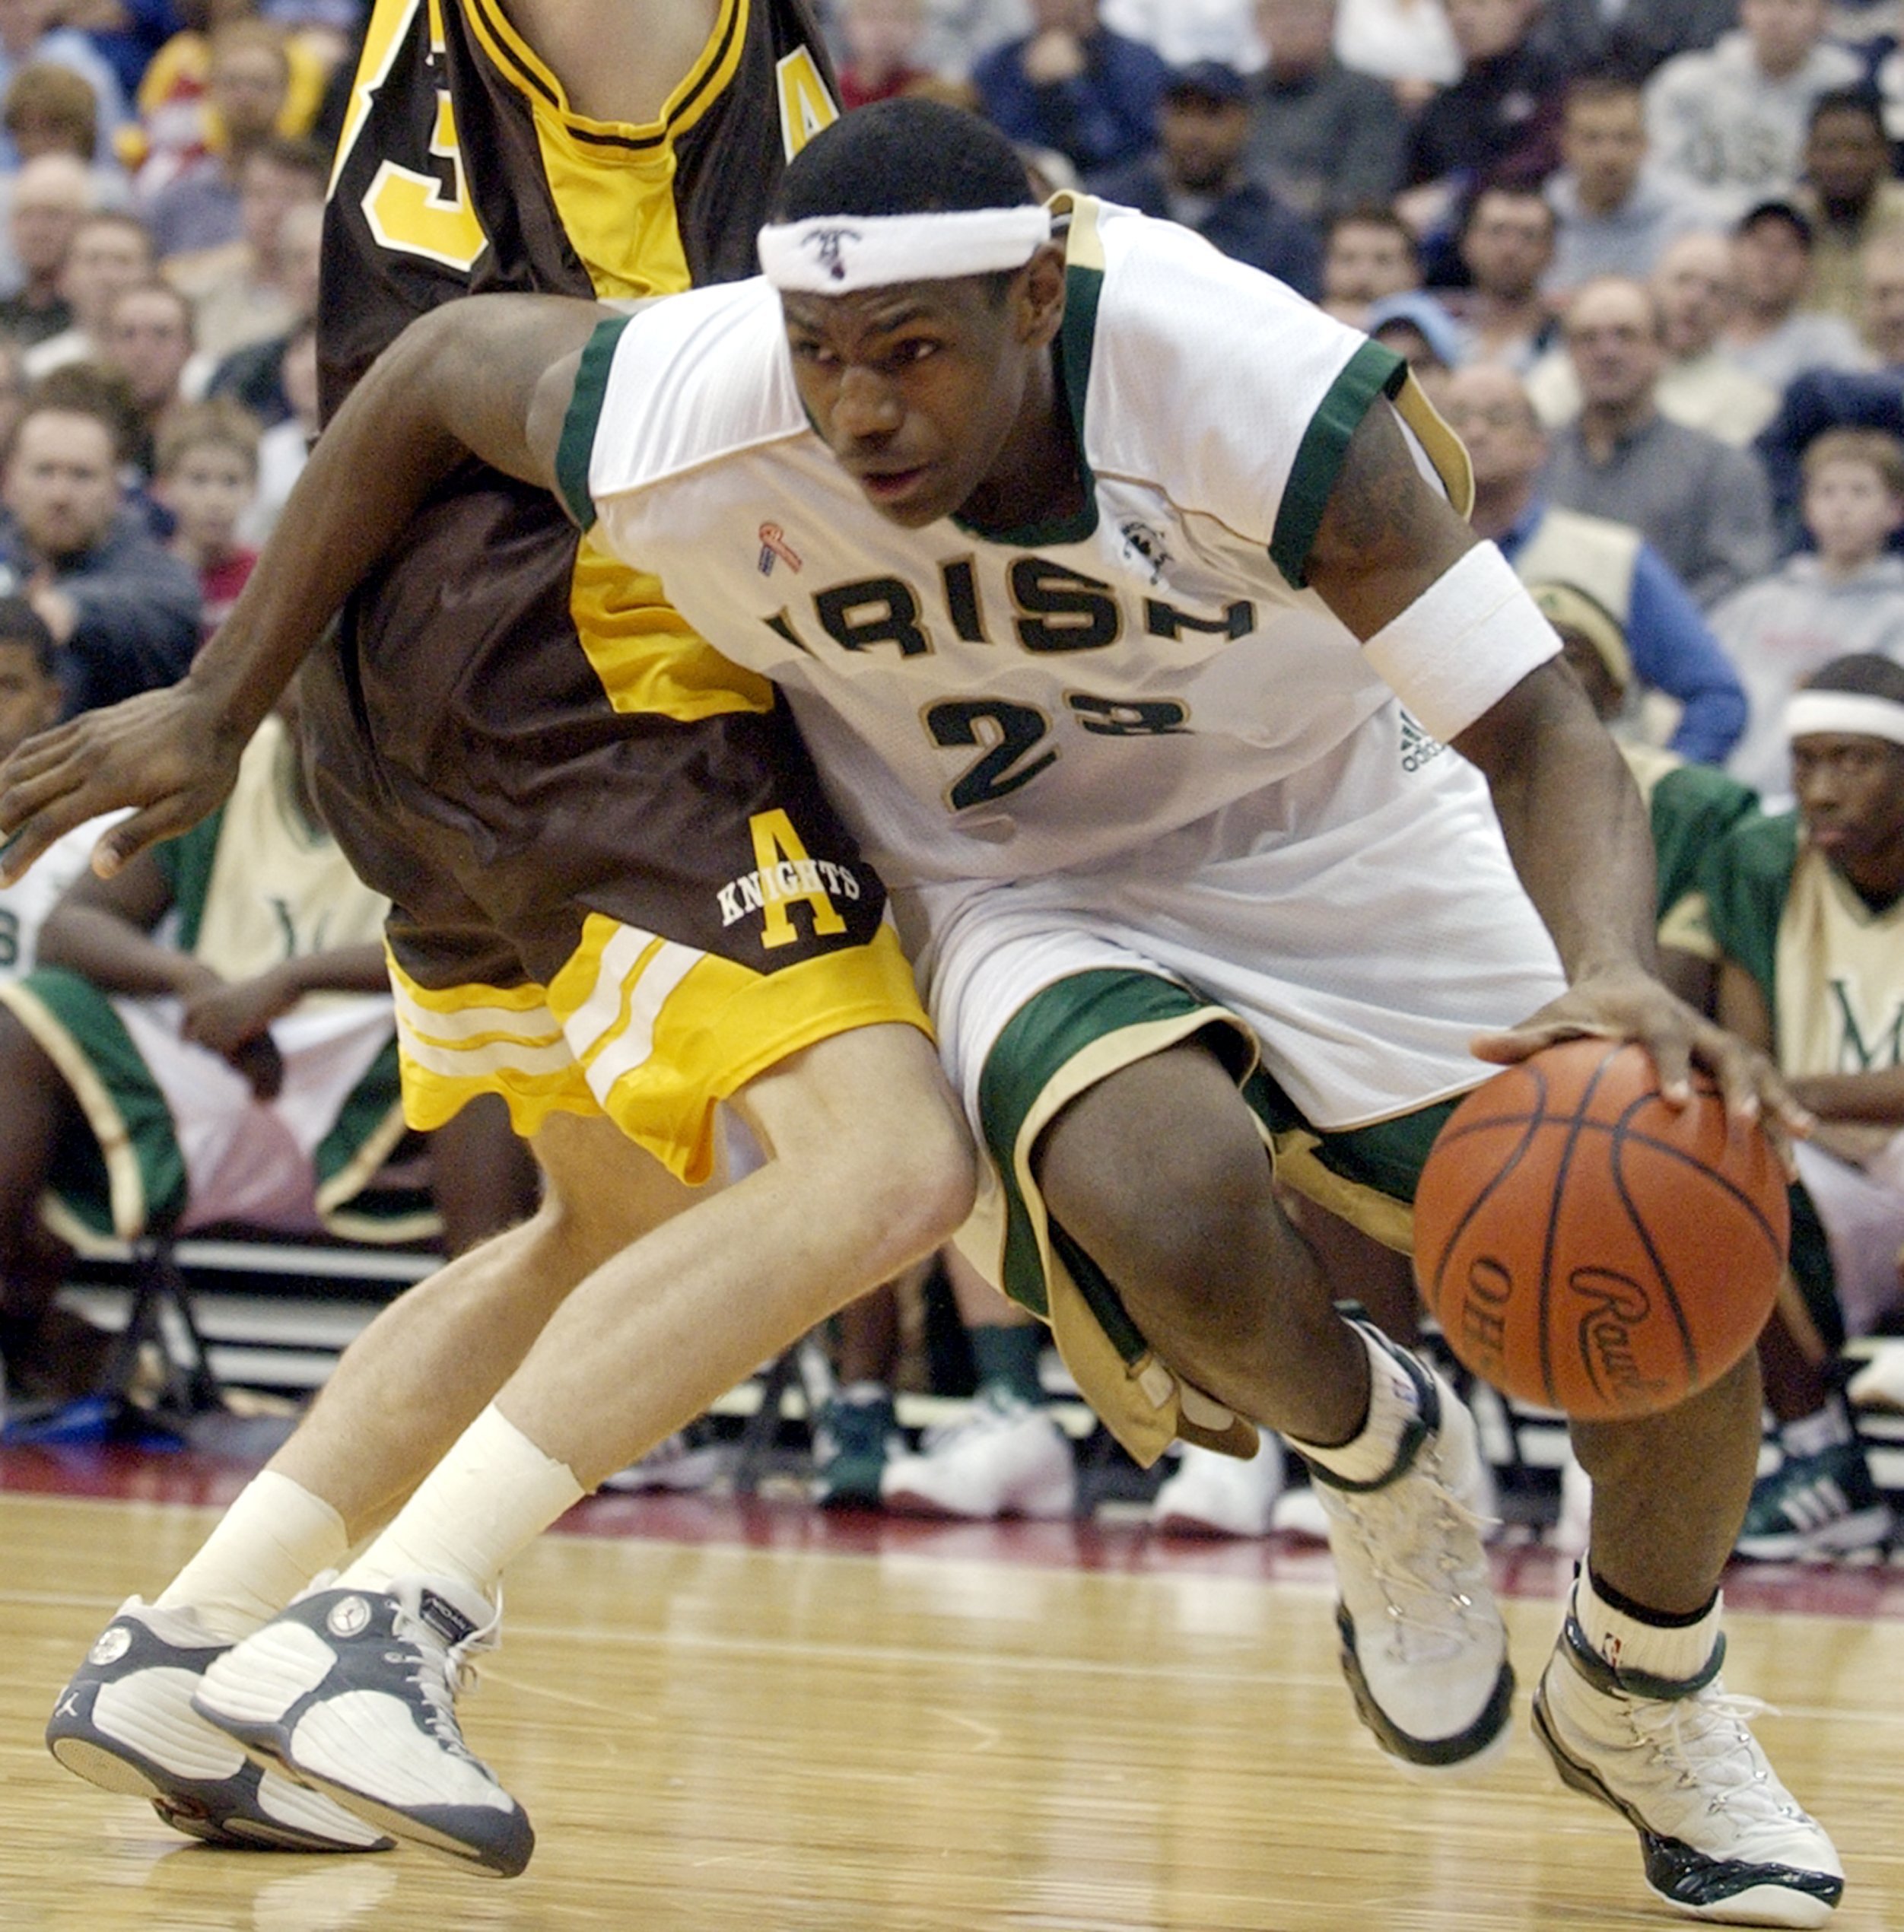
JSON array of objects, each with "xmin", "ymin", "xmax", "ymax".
[
  {"xmin": 1, "ymin": 0, "xmax": 1902, "ymax": 1549},
  {"xmin": 0, "ymin": 0, "xmax": 1901, "ymax": 783}
]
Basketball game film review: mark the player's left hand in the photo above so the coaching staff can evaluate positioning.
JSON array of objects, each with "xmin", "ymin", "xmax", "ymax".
[{"xmin": 1468, "ymin": 964, "xmax": 1811, "ymax": 1163}]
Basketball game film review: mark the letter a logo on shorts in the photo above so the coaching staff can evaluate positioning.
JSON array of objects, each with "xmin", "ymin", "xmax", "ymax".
[{"xmin": 747, "ymin": 810, "xmax": 848, "ymax": 949}]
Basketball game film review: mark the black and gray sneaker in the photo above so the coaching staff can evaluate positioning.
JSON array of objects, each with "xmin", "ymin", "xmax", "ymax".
[
  {"xmin": 192, "ymin": 1575, "xmax": 532, "ymax": 1877},
  {"xmin": 1534, "ymin": 1603, "xmax": 1843, "ymax": 1927},
  {"xmin": 46, "ymin": 1597, "xmax": 394, "ymax": 1852}
]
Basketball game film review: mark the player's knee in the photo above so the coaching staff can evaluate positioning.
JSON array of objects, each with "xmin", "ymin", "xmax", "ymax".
[
  {"xmin": 1040, "ymin": 1103, "xmax": 1273, "ymax": 1301},
  {"xmin": 845, "ymin": 1090, "xmax": 977, "ymax": 1274}
]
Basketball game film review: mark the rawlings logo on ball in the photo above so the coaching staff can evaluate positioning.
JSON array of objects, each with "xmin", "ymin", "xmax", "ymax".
[{"xmin": 1570, "ymin": 1269, "xmax": 1674, "ymax": 1409}]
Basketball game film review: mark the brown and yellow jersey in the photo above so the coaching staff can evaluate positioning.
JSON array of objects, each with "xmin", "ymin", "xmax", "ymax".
[{"xmin": 319, "ymin": 0, "xmax": 836, "ymax": 415}]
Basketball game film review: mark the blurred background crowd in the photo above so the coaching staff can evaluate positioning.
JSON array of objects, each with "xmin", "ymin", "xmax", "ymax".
[{"xmin": 2, "ymin": 0, "xmax": 1903, "ymax": 1567}]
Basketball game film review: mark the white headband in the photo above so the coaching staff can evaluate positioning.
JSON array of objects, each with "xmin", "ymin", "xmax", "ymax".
[
  {"xmin": 757, "ymin": 207, "xmax": 1053, "ymax": 294},
  {"xmin": 1784, "ymin": 691, "xmax": 1904, "ymax": 748}
]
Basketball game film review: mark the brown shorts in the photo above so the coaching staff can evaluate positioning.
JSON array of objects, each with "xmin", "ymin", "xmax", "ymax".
[{"xmin": 303, "ymin": 472, "xmax": 927, "ymax": 1182}]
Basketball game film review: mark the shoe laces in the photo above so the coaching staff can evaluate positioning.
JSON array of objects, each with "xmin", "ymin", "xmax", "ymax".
[
  {"xmin": 388, "ymin": 1589, "xmax": 501, "ymax": 1766},
  {"xmin": 1623, "ymin": 1683, "xmax": 1808, "ymax": 1826},
  {"xmin": 1330, "ymin": 1451, "xmax": 1492, "ymax": 1661}
]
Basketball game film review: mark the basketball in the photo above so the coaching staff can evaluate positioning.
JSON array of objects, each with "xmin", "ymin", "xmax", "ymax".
[{"xmin": 1413, "ymin": 1037, "xmax": 1788, "ymax": 1420}]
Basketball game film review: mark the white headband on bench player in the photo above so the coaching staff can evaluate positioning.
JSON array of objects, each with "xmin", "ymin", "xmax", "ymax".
[
  {"xmin": 758, "ymin": 207, "xmax": 1054, "ymax": 293},
  {"xmin": 1784, "ymin": 691, "xmax": 1904, "ymax": 748}
]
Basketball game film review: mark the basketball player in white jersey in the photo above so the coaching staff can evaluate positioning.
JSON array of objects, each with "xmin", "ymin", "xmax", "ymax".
[{"xmin": 8, "ymin": 102, "xmax": 1842, "ymax": 1924}]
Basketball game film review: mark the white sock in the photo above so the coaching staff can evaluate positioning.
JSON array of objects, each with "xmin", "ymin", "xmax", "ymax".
[
  {"xmin": 335, "ymin": 1404, "xmax": 585, "ymax": 1603},
  {"xmin": 1288, "ymin": 1321, "xmax": 1427, "ymax": 1488},
  {"xmin": 1574, "ymin": 1560, "xmax": 1721, "ymax": 1687},
  {"xmin": 1781, "ymin": 1397, "xmax": 1854, "ymax": 1461},
  {"xmin": 155, "ymin": 1470, "xmax": 350, "ymax": 1643}
]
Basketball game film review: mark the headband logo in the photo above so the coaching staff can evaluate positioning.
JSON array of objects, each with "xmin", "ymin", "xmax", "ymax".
[{"xmin": 803, "ymin": 226, "xmax": 863, "ymax": 282}]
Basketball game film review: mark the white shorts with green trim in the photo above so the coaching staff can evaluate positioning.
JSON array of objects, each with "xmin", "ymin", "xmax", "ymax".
[
  {"xmin": 903, "ymin": 726, "xmax": 1566, "ymax": 1465},
  {"xmin": 0, "ymin": 973, "xmax": 418, "ymax": 1247}
]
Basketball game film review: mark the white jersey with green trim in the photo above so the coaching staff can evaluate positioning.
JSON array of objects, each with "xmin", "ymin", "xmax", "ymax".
[{"xmin": 574, "ymin": 195, "xmax": 1554, "ymax": 888}]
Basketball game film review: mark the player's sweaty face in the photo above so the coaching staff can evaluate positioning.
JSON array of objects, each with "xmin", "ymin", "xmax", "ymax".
[{"xmin": 783, "ymin": 278, "xmax": 1034, "ymax": 529}]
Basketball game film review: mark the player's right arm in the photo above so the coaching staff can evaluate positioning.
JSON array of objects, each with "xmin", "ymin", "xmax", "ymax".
[{"xmin": 0, "ymin": 294, "xmax": 610, "ymax": 887}]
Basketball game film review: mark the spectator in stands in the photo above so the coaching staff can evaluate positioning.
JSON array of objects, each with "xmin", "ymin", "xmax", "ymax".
[
  {"xmin": 1529, "ymin": 578, "xmax": 1759, "ymax": 1015},
  {"xmin": 0, "ymin": 386, "xmax": 200, "ymax": 715},
  {"xmin": 1649, "ymin": 229, "xmax": 1782, "ymax": 444},
  {"xmin": 912, "ymin": 0, "xmax": 1030, "ymax": 82},
  {"xmin": 0, "ymin": 688, "xmax": 409, "ymax": 1408},
  {"xmin": 1100, "ymin": 0, "xmax": 1261, "ymax": 70},
  {"xmin": 138, "ymin": 21, "xmax": 292, "ymax": 261},
  {"xmin": 1753, "ymin": 227, "xmax": 1904, "ymax": 551},
  {"xmin": 22, "ymin": 207, "xmax": 153, "ymax": 378},
  {"xmin": 1702, "ymin": 653, "xmax": 1904, "ymax": 1564},
  {"xmin": 204, "ymin": 197, "xmax": 319, "ymax": 430},
  {"xmin": 1529, "ymin": 234, "xmax": 1783, "ymax": 446},
  {"xmin": 1794, "ymin": 88, "xmax": 1904, "ymax": 326},
  {"xmin": 0, "ymin": 598, "xmax": 75, "ymax": 981},
  {"xmin": 971, "ymin": 0, "xmax": 1169, "ymax": 176},
  {"xmin": 1723, "ymin": 198, "xmax": 1870, "ymax": 392},
  {"xmin": 1089, "ymin": 60, "xmax": 1321, "ymax": 293},
  {"xmin": 0, "ymin": 151, "xmax": 87, "ymax": 345},
  {"xmin": 2, "ymin": 61, "xmax": 129, "ymax": 217},
  {"xmin": 0, "ymin": 0, "xmax": 129, "ymax": 174},
  {"xmin": 1330, "ymin": 0, "xmax": 1458, "ymax": 103},
  {"xmin": 1401, "ymin": 0, "xmax": 1566, "ymax": 233},
  {"xmin": 1538, "ymin": 0, "xmax": 1734, "ymax": 80},
  {"xmin": 1542, "ymin": 274, "xmax": 1778, "ymax": 606},
  {"xmin": 1715, "ymin": 427, "xmax": 1904, "ymax": 799},
  {"xmin": 165, "ymin": 135, "xmax": 325, "ymax": 362},
  {"xmin": 1448, "ymin": 182, "xmax": 1557, "ymax": 370},
  {"xmin": 151, "ymin": 398, "xmax": 257, "ymax": 640},
  {"xmin": 1435, "ymin": 359, "xmax": 1747, "ymax": 763},
  {"xmin": 1362, "ymin": 288, "xmax": 1464, "ymax": 372},
  {"xmin": 238, "ymin": 314, "xmax": 313, "ymax": 542},
  {"xmin": 1644, "ymin": 0, "xmax": 1864, "ymax": 223},
  {"xmin": 1241, "ymin": 0, "xmax": 1403, "ymax": 225},
  {"xmin": 834, "ymin": 0, "xmax": 934, "ymax": 110},
  {"xmin": 1318, "ymin": 201, "xmax": 1419, "ymax": 325},
  {"xmin": 1543, "ymin": 72, "xmax": 1709, "ymax": 300},
  {"xmin": 98, "ymin": 279, "xmax": 207, "ymax": 479}
]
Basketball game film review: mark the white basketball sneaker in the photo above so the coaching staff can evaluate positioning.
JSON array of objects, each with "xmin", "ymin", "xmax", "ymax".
[
  {"xmin": 46, "ymin": 1597, "xmax": 393, "ymax": 1852},
  {"xmin": 192, "ymin": 1575, "xmax": 532, "ymax": 1877},
  {"xmin": 1534, "ymin": 1603, "xmax": 1843, "ymax": 1926},
  {"xmin": 1310, "ymin": 1334, "xmax": 1514, "ymax": 1774},
  {"xmin": 880, "ymin": 1391, "xmax": 1076, "ymax": 1519},
  {"xmin": 1151, "ymin": 1432, "xmax": 1286, "ymax": 1537}
]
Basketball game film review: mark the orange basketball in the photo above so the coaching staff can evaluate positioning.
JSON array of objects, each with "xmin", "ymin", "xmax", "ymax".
[{"xmin": 1413, "ymin": 1037, "xmax": 1788, "ymax": 1420}]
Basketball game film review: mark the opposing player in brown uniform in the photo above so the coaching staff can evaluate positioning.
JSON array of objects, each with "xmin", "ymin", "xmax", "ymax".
[{"xmin": 31, "ymin": 0, "xmax": 972, "ymax": 1873}]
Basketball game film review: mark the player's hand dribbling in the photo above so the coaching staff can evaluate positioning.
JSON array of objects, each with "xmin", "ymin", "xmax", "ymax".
[
  {"xmin": 1467, "ymin": 963, "xmax": 1813, "ymax": 1167},
  {"xmin": 0, "ymin": 679, "xmax": 247, "ymax": 888}
]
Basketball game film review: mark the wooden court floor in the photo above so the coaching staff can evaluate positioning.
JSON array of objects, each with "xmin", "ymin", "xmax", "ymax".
[{"xmin": 4, "ymin": 1479, "xmax": 1904, "ymax": 1932}]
